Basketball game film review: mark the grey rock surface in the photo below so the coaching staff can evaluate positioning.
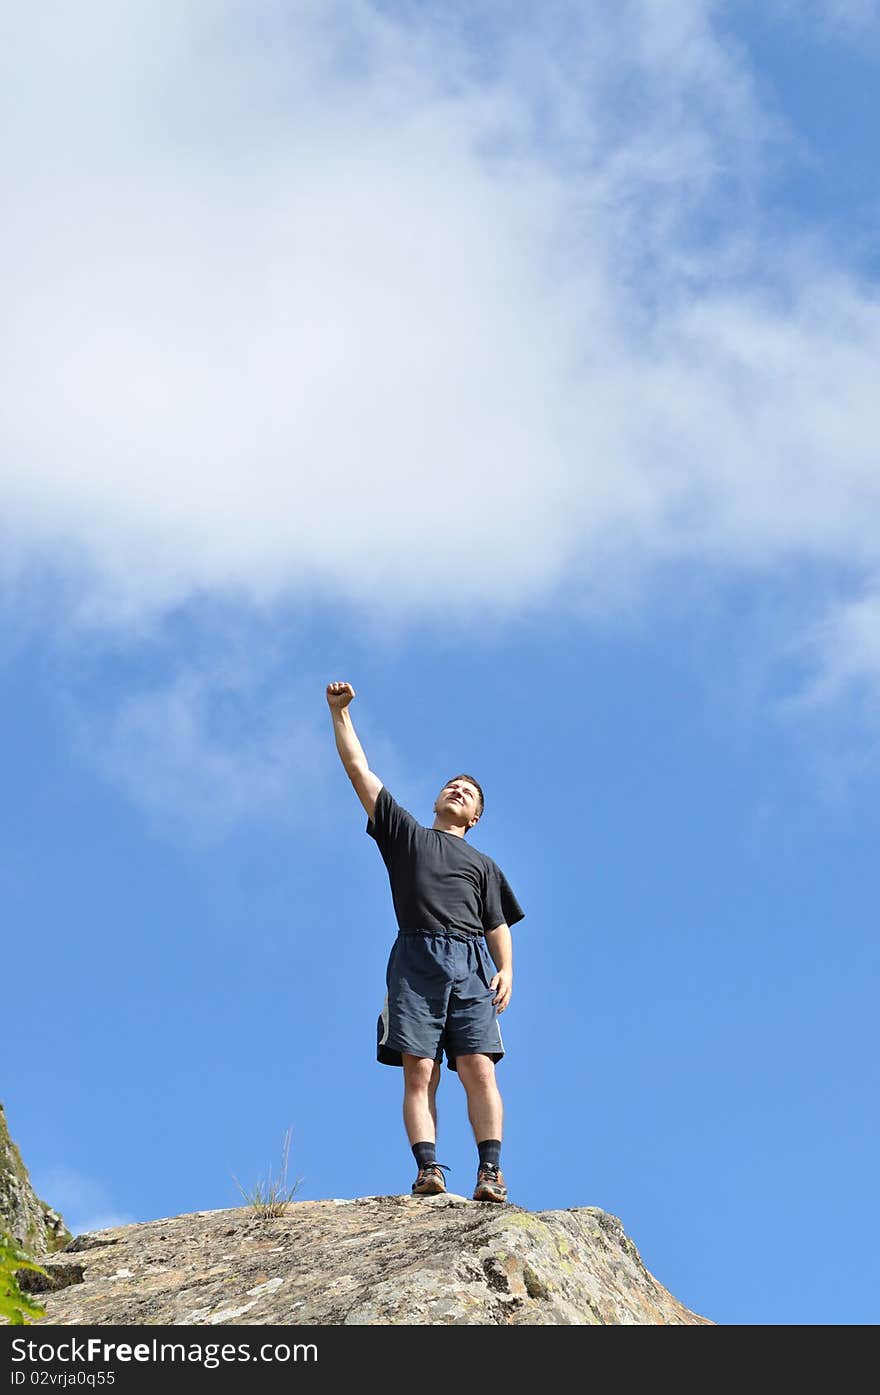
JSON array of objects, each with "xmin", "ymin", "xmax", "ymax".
[
  {"xmin": 0, "ymin": 1102, "xmax": 70, "ymax": 1257},
  {"xmin": 18, "ymin": 1194, "xmax": 712, "ymax": 1325}
]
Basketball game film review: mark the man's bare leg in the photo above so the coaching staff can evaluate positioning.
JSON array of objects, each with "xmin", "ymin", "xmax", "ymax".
[
  {"xmin": 455, "ymin": 1053, "xmax": 507, "ymax": 1201},
  {"xmin": 402, "ymin": 1054, "xmax": 441, "ymax": 1143},
  {"xmin": 402, "ymin": 1054, "xmax": 445, "ymax": 1195},
  {"xmin": 455, "ymin": 1053, "xmax": 503, "ymax": 1141}
]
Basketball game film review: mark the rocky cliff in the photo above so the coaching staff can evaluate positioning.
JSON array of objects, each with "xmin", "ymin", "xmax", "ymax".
[
  {"xmin": 0, "ymin": 1103, "xmax": 70, "ymax": 1257},
  {"xmin": 18, "ymin": 1194, "xmax": 712, "ymax": 1325}
]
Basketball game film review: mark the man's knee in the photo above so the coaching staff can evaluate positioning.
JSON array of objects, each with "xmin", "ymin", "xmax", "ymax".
[
  {"xmin": 402, "ymin": 1054, "xmax": 441, "ymax": 1090},
  {"xmin": 455, "ymin": 1053, "xmax": 496, "ymax": 1087}
]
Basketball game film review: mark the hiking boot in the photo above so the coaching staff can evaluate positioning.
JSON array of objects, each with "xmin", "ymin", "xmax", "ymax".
[
  {"xmin": 411, "ymin": 1162, "xmax": 450, "ymax": 1196},
  {"xmin": 473, "ymin": 1164, "xmax": 508, "ymax": 1203}
]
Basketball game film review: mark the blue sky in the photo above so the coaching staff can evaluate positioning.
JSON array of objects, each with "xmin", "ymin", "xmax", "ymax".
[{"xmin": 3, "ymin": 1, "xmax": 880, "ymax": 1326}]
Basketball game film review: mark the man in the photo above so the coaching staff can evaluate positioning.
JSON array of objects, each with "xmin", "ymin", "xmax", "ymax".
[{"xmin": 326, "ymin": 680, "xmax": 525, "ymax": 1204}]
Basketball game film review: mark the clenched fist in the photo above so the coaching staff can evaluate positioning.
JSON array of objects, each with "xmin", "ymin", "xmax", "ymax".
[{"xmin": 326, "ymin": 681, "xmax": 356, "ymax": 710}]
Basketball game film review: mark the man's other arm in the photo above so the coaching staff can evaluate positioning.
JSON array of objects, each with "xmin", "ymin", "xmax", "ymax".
[
  {"xmin": 484, "ymin": 922, "xmax": 513, "ymax": 1012},
  {"xmin": 326, "ymin": 681, "xmax": 383, "ymax": 819}
]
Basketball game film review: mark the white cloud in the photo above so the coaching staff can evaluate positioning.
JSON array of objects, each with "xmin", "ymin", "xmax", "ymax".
[{"xmin": 3, "ymin": 0, "xmax": 875, "ymax": 630}]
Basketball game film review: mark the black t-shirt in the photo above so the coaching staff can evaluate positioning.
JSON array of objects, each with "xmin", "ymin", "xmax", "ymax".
[{"xmin": 366, "ymin": 785, "xmax": 525, "ymax": 938}]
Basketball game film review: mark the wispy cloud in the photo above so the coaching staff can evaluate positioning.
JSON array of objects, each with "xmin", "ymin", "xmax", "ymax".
[
  {"xmin": 2, "ymin": 0, "xmax": 876, "ymax": 631},
  {"xmin": 60, "ymin": 621, "xmax": 412, "ymax": 836},
  {"xmin": 787, "ymin": 585, "xmax": 880, "ymax": 713},
  {"xmin": 66, "ymin": 651, "xmax": 341, "ymax": 837},
  {"xmin": 32, "ymin": 1166, "xmax": 137, "ymax": 1238},
  {"xmin": 786, "ymin": 0, "xmax": 880, "ymax": 38}
]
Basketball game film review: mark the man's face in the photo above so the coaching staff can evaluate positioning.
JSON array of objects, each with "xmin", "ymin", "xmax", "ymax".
[{"xmin": 434, "ymin": 778, "xmax": 481, "ymax": 830}]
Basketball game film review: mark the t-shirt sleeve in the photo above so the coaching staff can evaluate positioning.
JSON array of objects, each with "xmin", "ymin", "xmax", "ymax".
[
  {"xmin": 482, "ymin": 861, "xmax": 525, "ymax": 932},
  {"xmin": 365, "ymin": 786, "xmax": 418, "ymax": 861}
]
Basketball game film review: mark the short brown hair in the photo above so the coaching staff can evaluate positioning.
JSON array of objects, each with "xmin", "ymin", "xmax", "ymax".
[{"xmin": 442, "ymin": 774, "xmax": 484, "ymax": 820}]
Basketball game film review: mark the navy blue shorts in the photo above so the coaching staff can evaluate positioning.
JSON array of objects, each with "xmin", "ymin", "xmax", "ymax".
[{"xmin": 376, "ymin": 930, "xmax": 504, "ymax": 1073}]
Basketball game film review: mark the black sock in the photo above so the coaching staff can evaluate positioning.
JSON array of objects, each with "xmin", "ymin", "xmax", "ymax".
[
  {"xmin": 478, "ymin": 1139, "xmax": 502, "ymax": 1170},
  {"xmin": 412, "ymin": 1141, "xmax": 436, "ymax": 1168}
]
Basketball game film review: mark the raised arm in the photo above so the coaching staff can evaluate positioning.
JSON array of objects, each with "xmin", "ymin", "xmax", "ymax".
[{"xmin": 326, "ymin": 681, "xmax": 383, "ymax": 819}]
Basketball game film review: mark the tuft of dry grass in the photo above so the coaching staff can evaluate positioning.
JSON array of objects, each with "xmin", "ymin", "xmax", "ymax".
[{"xmin": 232, "ymin": 1128, "xmax": 303, "ymax": 1219}]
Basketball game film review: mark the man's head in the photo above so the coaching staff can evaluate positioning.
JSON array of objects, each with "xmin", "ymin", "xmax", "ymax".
[{"xmin": 433, "ymin": 774, "xmax": 484, "ymax": 834}]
